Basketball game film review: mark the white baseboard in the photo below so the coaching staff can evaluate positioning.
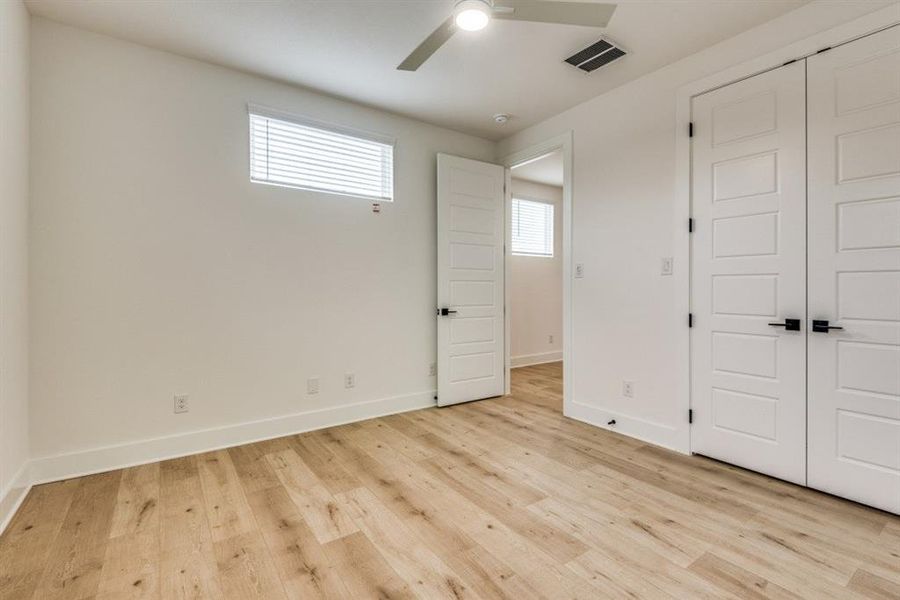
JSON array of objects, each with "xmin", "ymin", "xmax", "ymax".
[
  {"xmin": 510, "ymin": 351, "xmax": 563, "ymax": 368},
  {"xmin": 28, "ymin": 390, "xmax": 436, "ymax": 487},
  {"xmin": 0, "ymin": 462, "xmax": 32, "ymax": 536},
  {"xmin": 565, "ymin": 399, "xmax": 689, "ymax": 455}
]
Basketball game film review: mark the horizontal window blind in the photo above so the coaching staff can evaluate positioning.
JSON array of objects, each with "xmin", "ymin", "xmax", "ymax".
[
  {"xmin": 511, "ymin": 198, "xmax": 554, "ymax": 257},
  {"xmin": 249, "ymin": 110, "xmax": 394, "ymax": 201}
]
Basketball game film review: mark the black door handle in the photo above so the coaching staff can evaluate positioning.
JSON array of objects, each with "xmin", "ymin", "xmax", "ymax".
[
  {"xmin": 438, "ymin": 308, "xmax": 458, "ymax": 316},
  {"xmin": 768, "ymin": 318, "xmax": 800, "ymax": 331},
  {"xmin": 812, "ymin": 319, "xmax": 843, "ymax": 333}
]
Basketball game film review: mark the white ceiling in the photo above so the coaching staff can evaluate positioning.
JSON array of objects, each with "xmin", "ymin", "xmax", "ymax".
[
  {"xmin": 512, "ymin": 150, "xmax": 564, "ymax": 187},
  {"xmin": 25, "ymin": 0, "xmax": 814, "ymax": 140}
]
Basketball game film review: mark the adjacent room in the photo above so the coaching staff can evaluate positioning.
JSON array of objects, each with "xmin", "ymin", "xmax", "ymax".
[
  {"xmin": 1, "ymin": 1, "xmax": 899, "ymax": 598},
  {"xmin": 508, "ymin": 150, "xmax": 565, "ymax": 412}
]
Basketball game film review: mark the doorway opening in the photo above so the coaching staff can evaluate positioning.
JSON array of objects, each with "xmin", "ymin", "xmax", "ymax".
[{"xmin": 508, "ymin": 149, "xmax": 565, "ymax": 412}]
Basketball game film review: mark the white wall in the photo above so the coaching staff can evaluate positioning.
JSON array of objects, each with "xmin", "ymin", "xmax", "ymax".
[
  {"xmin": 28, "ymin": 18, "xmax": 495, "ymax": 478},
  {"xmin": 509, "ymin": 179, "xmax": 562, "ymax": 367},
  {"xmin": 0, "ymin": 0, "xmax": 31, "ymax": 526},
  {"xmin": 497, "ymin": 1, "xmax": 897, "ymax": 451}
]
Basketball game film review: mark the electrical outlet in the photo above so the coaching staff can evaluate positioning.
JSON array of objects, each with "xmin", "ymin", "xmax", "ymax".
[
  {"xmin": 623, "ymin": 381, "xmax": 634, "ymax": 398},
  {"xmin": 660, "ymin": 257, "xmax": 674, "ymax": 276},
  {"xmin": 575, "ymin": 263, "xmax": 585, "ymax": 278},
  {"xmin": 548, "ymin": 334, "xmax": 554, "ymax": 344},
  {"xmin": 174, "ymin": 394, "xmax": 189, "ymax": 414},
  {"xmin": 307, "ymin": 377, "xmax": 319, "ymax": 395},
  {"xmin": 344, "ymin": 373, "xmax": 355, "ymax": 389},
  {"xmin": 428, "ymin": 363, "xmax": 437, "ymax": 377}
]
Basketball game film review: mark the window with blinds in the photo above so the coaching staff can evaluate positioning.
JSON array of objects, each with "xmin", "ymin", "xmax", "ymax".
[
  {"xmin": 511, "ymin": 198, "xmax": 554, "ymax": 257},
  {"xmin": 249, "ymin": 107, "xmax": 394, "ymax": 201}
]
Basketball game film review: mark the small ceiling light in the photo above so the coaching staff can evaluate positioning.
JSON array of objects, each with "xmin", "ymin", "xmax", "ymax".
[{"xmin": 454, "ymin": 0, "xmax": 491, "ymax": 32}]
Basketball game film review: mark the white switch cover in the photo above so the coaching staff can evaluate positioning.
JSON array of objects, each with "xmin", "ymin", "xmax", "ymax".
[
  {"xmin": 660, "ymin": 257, "xmax": 674, "ymax": 276},
  {"xmin": 575, "ymin": 263, "xmax": 584, "ymax": 278}
]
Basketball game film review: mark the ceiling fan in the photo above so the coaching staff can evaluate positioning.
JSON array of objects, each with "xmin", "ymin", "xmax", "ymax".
[{"xmin": 397, "ymin": 0, "xmax": 617, "ymax": 71}]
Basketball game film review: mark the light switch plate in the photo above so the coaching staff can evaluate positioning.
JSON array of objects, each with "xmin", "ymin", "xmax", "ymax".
[{"xmin": 575, "ymin": 263, "xmax": 584, "ymax": 278}]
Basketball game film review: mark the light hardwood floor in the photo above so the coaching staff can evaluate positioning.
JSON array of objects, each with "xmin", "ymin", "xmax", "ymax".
[{"xmin": 1, "ymin": 361, "xmax": 898, "ymax": 599}]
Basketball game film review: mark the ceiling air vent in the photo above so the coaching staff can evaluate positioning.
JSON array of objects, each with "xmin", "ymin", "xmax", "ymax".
[{"xmin": 565, "ymin": 38, "xmax": 626, "ymax": 72}]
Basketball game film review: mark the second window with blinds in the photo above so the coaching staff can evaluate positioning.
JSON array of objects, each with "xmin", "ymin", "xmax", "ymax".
[{"xmin": 511, "ymin": 198, "xmax": 554, "ymax": 257}]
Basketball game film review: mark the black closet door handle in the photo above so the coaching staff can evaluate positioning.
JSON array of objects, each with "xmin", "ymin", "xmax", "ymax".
[
  {"xmin": 812, "ymin": 319, "xmax": 843, "ymax": 333},
  {"xmin": 768, "ymin": 318, "xmax": 800, "ymax": 331}
]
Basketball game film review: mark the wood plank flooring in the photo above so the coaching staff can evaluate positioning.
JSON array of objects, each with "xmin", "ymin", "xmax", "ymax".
[{"xmin": 2, "ymin": 361, "xmax": 898, "ymax": 599}]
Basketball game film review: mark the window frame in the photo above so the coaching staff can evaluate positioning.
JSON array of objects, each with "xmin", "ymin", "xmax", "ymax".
[
  {"xmin": 510, "ymin": 196, "xmax": 555, "ymax": 258},
  {"xmin": 247, "ymin": 104, "xmax": 396, "ymax": 202}
]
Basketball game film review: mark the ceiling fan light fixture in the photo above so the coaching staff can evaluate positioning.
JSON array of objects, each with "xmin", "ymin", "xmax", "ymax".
[
  {"xmin": 454, "ymin": 0, "xmax": 491, "ymax": 31},
  {"xmin": 397, "ymin": 0, "xmax": 617, "ymax": 71}
]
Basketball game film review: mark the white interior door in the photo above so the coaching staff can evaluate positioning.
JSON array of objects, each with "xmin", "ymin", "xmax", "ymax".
[
  {"xmin": 437, "ymin": 154, "xmax": 506, "ymax": 407},
  {"xmin": 690, "ymin": 61, "xmax": 808, "ymax": 484},
  {"xmin": 807, "ymin": 25, "xmax": 900, "ymax": 514}
]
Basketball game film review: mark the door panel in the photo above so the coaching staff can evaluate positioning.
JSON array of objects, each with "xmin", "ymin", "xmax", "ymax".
[
  {"xmin": 691, "ymin": 61, "xmax": 807, "ymax": 485},
  {"xmin": 437, "ymin": 154, "xmax": 505, "ymax": 407},
  {"xmin": 807, "ymin": 25, "xmax": 900, "ymax": 514}
]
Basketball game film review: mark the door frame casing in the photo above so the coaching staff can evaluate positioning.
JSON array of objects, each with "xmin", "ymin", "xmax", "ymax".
[
  {"xmin": 502, "ymin": 131, "xmax": 574, "ymax": 412},
  {"xmin": 675, "ymin": 4, "xmax": 900, "ymax": 456}
]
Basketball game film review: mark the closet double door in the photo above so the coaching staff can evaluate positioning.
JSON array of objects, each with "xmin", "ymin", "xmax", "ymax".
[{"xmin": 691, "ymin": 25, "xmax": 900, "ymax": 514}]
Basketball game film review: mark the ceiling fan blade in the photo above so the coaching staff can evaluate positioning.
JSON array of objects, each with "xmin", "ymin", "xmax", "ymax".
[
  {"xmin": 493, "ymin": 1, "xmax": 616, "ymax": 28},
  {"xmin": 397, "ymin": 16, "xmax": 457, "ymax": 71}
]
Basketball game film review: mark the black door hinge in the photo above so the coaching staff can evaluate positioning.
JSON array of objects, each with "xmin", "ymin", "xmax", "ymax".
[
  {"xmin": 688, "ymin": 122, "xmax": 694, "ymax": 137},
  {"xmin": 688, "ymin": 409, "xmax": 693, "ymax": 424},
  {"xmin": 688, "ymin": 218, "xmax": 694, "ymax": 233},
  {"xmin": 688, "ymin": 313, "xmax": 694, "ymax": 328}
]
